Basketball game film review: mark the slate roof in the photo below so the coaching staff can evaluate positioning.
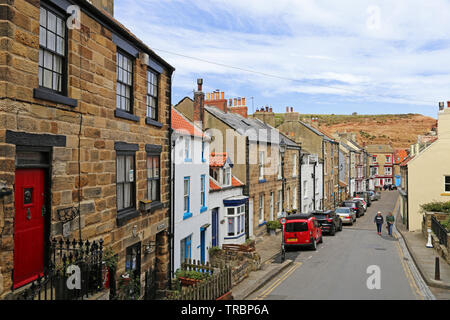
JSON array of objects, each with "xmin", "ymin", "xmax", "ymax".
[{"xmin": 205, "ymin": 106, "xmax": 299, "ymax": 148}]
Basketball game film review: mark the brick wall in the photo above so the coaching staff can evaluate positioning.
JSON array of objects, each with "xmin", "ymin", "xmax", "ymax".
[{"xmin": 0, "ymin": 0, "xmax": 172, "ymax": 298}]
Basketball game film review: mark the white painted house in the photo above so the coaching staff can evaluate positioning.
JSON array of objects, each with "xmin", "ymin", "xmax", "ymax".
[
  {"xmin": 300, "ymin": 152, "xmax": 323, "ymax": 213},
  {"xmin": 208, "ymin": 152, "xmax": 248, "ymax": 247},
  {"xmin": 171, "ymin": 107, "xmax": 211, "ymax": 272}
]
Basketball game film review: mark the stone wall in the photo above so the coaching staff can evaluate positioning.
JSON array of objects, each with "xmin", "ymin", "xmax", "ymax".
[{"xmin": 0, "ymin": 0, "xmax": 172, "ymax": 298}]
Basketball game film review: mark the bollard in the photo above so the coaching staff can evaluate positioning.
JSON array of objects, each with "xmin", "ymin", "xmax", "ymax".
[
  {"xmin": 435, "ymin": 257, "xmax": 440, "ymax": 281},
  {"xmin": 426, "ymin": 229, "xmax": 433, "ymax": 248}
]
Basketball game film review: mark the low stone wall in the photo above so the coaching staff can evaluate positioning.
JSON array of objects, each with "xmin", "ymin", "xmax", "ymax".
[
  {"xmin": 422, "ymin": 212, "xmax": 450, "ymax": 265},
  {"xmin": 210, "ymin": 249, "xmax": 261, "ymax": 286}
]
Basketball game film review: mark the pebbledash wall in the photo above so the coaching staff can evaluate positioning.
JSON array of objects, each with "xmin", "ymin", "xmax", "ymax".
[{"xmin": 0, "ymin": 0, "xmax": 174, "ymax": 298}]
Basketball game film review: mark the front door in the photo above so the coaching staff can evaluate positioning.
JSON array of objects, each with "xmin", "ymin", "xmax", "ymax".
[
  {"xmin": 13, "ymin": 168, "xmax": 45, "ymax": 289},
  {"xmin": 211, "ymin": 209, "xmax": 219, "ymax": 247},
  {"xmin": 200, "ymin": 229, "xmax": 206, "ymax": 264}
]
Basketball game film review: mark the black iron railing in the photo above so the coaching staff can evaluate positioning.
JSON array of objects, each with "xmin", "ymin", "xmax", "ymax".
[
  {"xmin": 431, "ymin": 216, "xmax": 448, "ymax": 248},
  {"xmin": 13, "ymin": 238, "xmax": 104, "ymax": 300}
]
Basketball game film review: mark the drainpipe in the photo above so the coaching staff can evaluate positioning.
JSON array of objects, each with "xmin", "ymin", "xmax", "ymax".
[{"xmin": 245, "ymin": 137, "xmax": 250, "ymax": 239}]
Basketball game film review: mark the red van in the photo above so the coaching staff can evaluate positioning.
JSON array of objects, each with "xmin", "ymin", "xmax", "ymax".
[{"xmin": 283, "ymin": 213, "xmax": 323, "ymax": 251}]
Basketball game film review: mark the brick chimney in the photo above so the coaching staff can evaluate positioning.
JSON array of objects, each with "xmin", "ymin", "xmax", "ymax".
[
  {"xmin": 285, "ymin": 107, "xmax": 299, "ymax": 122},
  {"xmin": 193, "ymin": 79, "xmax": 205, "ymax": 129},
  {"xmin": 206, "ymin": 90, "xmax": 228, "ymax": 113},
  {"xmin": 90, "ymin": 0, "xmax": 114, "ymax": 16},
  {"xmin": 229, "ymin": 97, "xmax": 248, "ymax": 118}
]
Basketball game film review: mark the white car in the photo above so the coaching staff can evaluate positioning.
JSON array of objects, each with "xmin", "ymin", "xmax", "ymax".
[
  {"xmin": 353, "ymin": 197, "xmax": 367, "ymax": 212},
  {"xmin": 335, "ymin": 207, "xmax": 356, "ymax": 225}
]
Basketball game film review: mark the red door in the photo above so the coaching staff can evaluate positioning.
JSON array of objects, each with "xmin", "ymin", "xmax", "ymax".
[{"xmin": 13, "ymin": 169, "xmax": 45, "ymax": 289}]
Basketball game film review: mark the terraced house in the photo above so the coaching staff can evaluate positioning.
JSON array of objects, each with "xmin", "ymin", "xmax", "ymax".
[
  {"xmin": 0, "ymin": 0, "xmax": 174, "ymax": 298},
  {"xmin": 175, "ymin": 89, "xmax": 301, "ymax": 239}
]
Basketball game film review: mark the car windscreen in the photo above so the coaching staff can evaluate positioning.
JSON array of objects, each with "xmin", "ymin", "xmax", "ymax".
[
  {"xmin": 335, "ymin": 208, "xmax": 350, "ymax": 213},
  {"xmin": 342, "ymin": 202, "xmax": 355, "ymax": 207},
  {"xmin": 285, "ymin": 222, "xmax": 309, "ymax": 232}
]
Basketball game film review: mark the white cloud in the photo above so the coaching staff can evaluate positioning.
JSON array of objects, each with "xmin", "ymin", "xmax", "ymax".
[{"xmin": 114, "ymin": 0, "xmax": 450, "ymax": 109}]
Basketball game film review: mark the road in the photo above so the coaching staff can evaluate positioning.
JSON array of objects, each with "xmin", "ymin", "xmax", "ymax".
[{"xmin": 248, "ymin": 191, "xmax": 428, "ymax": 300}]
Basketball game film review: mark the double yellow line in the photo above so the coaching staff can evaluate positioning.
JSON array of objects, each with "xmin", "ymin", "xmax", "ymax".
[{"xmin": 254, "ymin": 262, "xmax": 302, "ymax": 300}]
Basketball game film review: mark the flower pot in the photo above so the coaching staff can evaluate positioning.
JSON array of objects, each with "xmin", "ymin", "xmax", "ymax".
[{"xmin": 178, "ymin": 277, "xmax": 202, "ymax": 286}]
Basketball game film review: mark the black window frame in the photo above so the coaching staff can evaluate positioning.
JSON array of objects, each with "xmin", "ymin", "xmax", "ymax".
[
  {"xmin": 116, "ymin": 49, "xmax": 135, "ymax": 115},
  {"xmin": 38, "ymin": 3, "xmax": 68, "ymax": 96},
  {"xmin": 445, "ymin": 176, "xmax": 450, "ymax": 192},
  {"xmin": 146, "ymin": 153, "xmax": 161, "ymax": 203},
  {"xmin": 125, "ymin": 242, "xmax": 141, "ymax": 280},
  {"xmin": 116, "ymin": 150, "xmax": 137, "ymax": 217},
  {"xmin": 146, "ymin": 68, "xmax": 159, "ymax": 121}
]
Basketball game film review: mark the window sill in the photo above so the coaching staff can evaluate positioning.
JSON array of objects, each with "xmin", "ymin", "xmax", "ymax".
[
  {"xmin": 185, "ymin": 159, "xmax": 193, "ymax": 163},
  {"xmin": 183, "ymin": 212, "xmax": 193, "ymax": 220},
  {"xmin": 33, "ymin": 88, "xmax": 78, "ymax": 108},
  {"xmin": 115, "ymin": 109, "xmax": 140, "ymax": 122},
  {"xmin": 145, "ymin": 117, "xmax": 163, "ymax": 128},
  {"xmin": 117, "ymin": 208, "xmax": 140, "ymax": 227},
  {"xmin": 259, "ymin": 179, "xmax": 266, "ymax": 184},
  {"xmin": 139, "ymin": 200, "xmax": 164, "ymax": 213},
  {"xmin": 258, "ymin": 221, "xmax": 267, "ymax": 227},
  {"xmin": 200, "ymin": 206, "xmax": 208, "ymax": 213},
  {"xmin": 224, "ymin": 233, "xmax": 246, "ymax": 240},
  {"xmin": 440, "ymin": 193, "xmax": 450, "ymax": 197}
]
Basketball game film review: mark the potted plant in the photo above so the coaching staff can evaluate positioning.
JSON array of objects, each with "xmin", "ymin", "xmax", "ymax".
[
  {"xmin": 175, "ymin": 269, "xmax": 209, "ymax": 286},
  {"xmin": 266, "ymin": 220, "xmax": 281, "ymax": 235},
  {"xmin": 117, "ymin": 273, "xmax": 141, "ymax": 300}
]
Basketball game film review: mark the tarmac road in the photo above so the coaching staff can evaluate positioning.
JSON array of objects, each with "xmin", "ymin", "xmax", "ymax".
[{"xmin": 248, "ymin": 191, "xmax": 427, "ymax": 300}]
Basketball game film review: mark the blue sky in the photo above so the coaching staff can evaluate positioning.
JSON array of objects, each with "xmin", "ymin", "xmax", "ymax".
[{"xmin": 114, "ymin": 0, "xmax": 450, "ymax": 118}]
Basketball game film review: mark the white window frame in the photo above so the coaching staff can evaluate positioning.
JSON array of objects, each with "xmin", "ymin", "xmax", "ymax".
[
  {"xmin": 259, "ymin": 151, "xmax": 265, "ymax": 180},
  {"xmin": 259, "ymin": 194, "xmax": 264, "ymax": 223}
]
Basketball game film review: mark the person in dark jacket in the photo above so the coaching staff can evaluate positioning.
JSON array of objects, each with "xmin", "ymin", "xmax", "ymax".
[
  {"xmin": 386, "ymin": 212, "xmax": 395, "ymax": 236},
  {"xmin": 374, "ymin": 211, "xmax": 384, "ymax": 235}
]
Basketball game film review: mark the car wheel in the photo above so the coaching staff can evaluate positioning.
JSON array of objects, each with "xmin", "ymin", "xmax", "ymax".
[
  {"xmin": 350, "ymin": 219, "xmax": 354, "ymax": 226},
  {"xmin": 339, "ymin": 221, "xmax": 343, "ymax": 231},
  {"xmin": 330, "ymin": 226, "xmax": 336, "ymax": 236}
]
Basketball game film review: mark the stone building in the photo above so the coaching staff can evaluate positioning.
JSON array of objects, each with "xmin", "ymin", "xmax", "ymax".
[
  {"xmin": 366, "ymin": 144, "xmax": 394, "ymax": 189},
  {"xmin": 175, "ymin": 88, "xmax": 301, "ymax": 239},
  {"xmin": 0, "ymin": 0, "xmax": 174, "ymax": 298}
]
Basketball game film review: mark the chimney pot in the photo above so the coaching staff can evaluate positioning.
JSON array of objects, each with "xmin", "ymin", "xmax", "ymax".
[
  {"xmin": 229, "ymin": 99, "xmax": 232, "ymax": 106},
  {"xmin": 242, "ymin": 98, "xmax": 246, "ymax": 106},
  {"xmin": 238, "ymin": 98, "xmax": 242, "ymax": 106},
  {"xmin": 269, "ymin": 108, "xmax": 273, "ymax": 113},
  {"xmin": 215, "ymin": 92, "xmax": 220, "ymax": 100},
  {"xmin": 266, "ymin": 106, "xmax": 269, "ymax": 112},
  {"xmin": 221, "ymin": 92, "xmax": 224, "ymax": 100},
  {"xmin": 448, "ymin": 101, "xmax": 450, "ymax": 108},
  {"xmin": 197, "ymin": 79, "xmax": 203, "ymax": 91},
  {"xmin": 286, "ymin": 107, "xmax": 289, "ymax": 113},
  {"xmin": 234, "ymin": 98, "xmax": 237, "ymax": 106},
  {"xmin": 291, "ymin": 107, "xmax": 293, "ymax": 113}
]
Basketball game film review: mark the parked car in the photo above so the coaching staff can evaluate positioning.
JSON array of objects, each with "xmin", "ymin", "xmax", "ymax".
[
  {"xmin": 341, "ymin": 200, "xmax": 364, "ymax": 218},
  {"xmin": 355, "ymin": 191, "xmax": 372, "ymax": 207},
  {"xmin": 335, "ymin": 207, "xmax": 356, "ymax": 225},
  {"xmin": 283, "ymin": 213, "xmax": 323, "ymax": 251},
  {"xmin": 353, "ymin": 197, "xmax": 367, "ymax": 212},
  {"xmin": 312, "ymin": 210, "xmax": 343, "ymax": 236},
  {"xmin": 368, "ymin": 190, "xmax": 381, "ymax": 201}
]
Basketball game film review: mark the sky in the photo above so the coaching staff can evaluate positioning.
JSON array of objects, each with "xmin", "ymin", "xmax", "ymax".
[{"xmin": 114, "ymin": 0, "xmax": 450, "ymax": 118}]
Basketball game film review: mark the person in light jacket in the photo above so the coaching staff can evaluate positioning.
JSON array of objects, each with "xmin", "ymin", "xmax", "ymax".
[{"xmin": 374, "ymin": 211, "xmax": 384, "ymax": 235}]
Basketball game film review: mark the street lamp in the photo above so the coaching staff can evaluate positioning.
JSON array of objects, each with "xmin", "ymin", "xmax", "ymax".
[{"xmin": 280, "ymin": 140, "xmax": 286, "ymax": 216}]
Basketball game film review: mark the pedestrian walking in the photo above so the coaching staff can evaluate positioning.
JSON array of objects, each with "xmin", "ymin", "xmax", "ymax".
[
  {"xmin": 374, "ymin": 211, "xmax": 384, "ymax": 235},
  {"xmin": 386, "ymin": 212, "xmax": 395, "ymax": 236}
]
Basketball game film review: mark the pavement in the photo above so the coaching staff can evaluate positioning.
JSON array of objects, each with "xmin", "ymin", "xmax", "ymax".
[
  {"xmin": 231, "ymin": 230, "xmax": 292, "ymax": 300},
  {"xmin": 245, "ymin": 191, "xmax": 437, "ymax": 300},
  {"xmin": 395, "ymin": 194, "xmax": 450, "ymax": 299}
]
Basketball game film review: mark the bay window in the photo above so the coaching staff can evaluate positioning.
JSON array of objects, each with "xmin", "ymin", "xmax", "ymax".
[{"xmin": 226, "ymin": 205, "xmax": 245, "ymax": 237}]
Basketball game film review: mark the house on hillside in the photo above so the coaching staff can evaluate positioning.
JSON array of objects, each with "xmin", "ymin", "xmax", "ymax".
[
  {"xmin": 208, "ymin": 153, "xmax": 247, "ymax": 246},
  {"xmin": 399, "ymin": 103, "xmax": 449, "ymax": 231},
  {"xmin": 171, "ymin": 107, "xmax": 211, "ymax": 271},
  {"xmin": 0, "ymin": 0, "xmax": 174, "ymax": 299},
  {"xmin": 366, "ymin": 144, "xmax": 394, "ymax": 189},
  {"xmin": 174, "ymin": 86, "xmax": 301, "ymax": 239}
]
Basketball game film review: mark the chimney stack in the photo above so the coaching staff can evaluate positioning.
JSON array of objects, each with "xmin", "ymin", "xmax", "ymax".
[
  {"xmin": 193, "ymin": 78, "xmax": 205, "ymax": 129},
  {"xmin": 205, "ymin": 89, "xmax": 228, "ymax": 113}
]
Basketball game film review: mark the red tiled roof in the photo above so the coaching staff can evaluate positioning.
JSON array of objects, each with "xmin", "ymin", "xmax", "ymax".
[
  {"xmin": 171, "ymin": 108, "xmax": 203, "ymax": 137},
  {"xmin": 394, "ymin": 149, "xmax": 408, "ymax": 164},
  {"xmin": 232, "ymin": 176, "xmax": 244, "ymax": 187},
  {"xmin": 209, "ymin": 179, "xmax": 221, "ymax": 191},
  {"xmin": 210, "ymin": 153, "xmax": 228, "ymax": 167}
]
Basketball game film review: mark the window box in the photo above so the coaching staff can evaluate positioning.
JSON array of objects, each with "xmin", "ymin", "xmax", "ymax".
[{"xmin": 139, "ymin": 200, "xmax": 163, "ymax": 213}]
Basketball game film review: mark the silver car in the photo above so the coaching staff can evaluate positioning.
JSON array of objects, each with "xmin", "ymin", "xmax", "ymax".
[{"xmin": 335, "ymin": 207, "xmax": 356, "ymax": 225}]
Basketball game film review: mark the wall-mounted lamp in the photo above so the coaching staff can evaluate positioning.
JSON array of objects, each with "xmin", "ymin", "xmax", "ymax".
[{"xmin": 144, "ymin": 240, "xmax": 156, "ymax": 254}]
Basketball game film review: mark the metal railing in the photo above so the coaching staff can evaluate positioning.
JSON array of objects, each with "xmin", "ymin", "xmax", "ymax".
[
  {"xmin": 12, "ymin": 238, "xmax": 104, "ymax": 300},
  {"xmin": 431, "ymin": 216, "xmax": 448, "ymax": 248}
]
